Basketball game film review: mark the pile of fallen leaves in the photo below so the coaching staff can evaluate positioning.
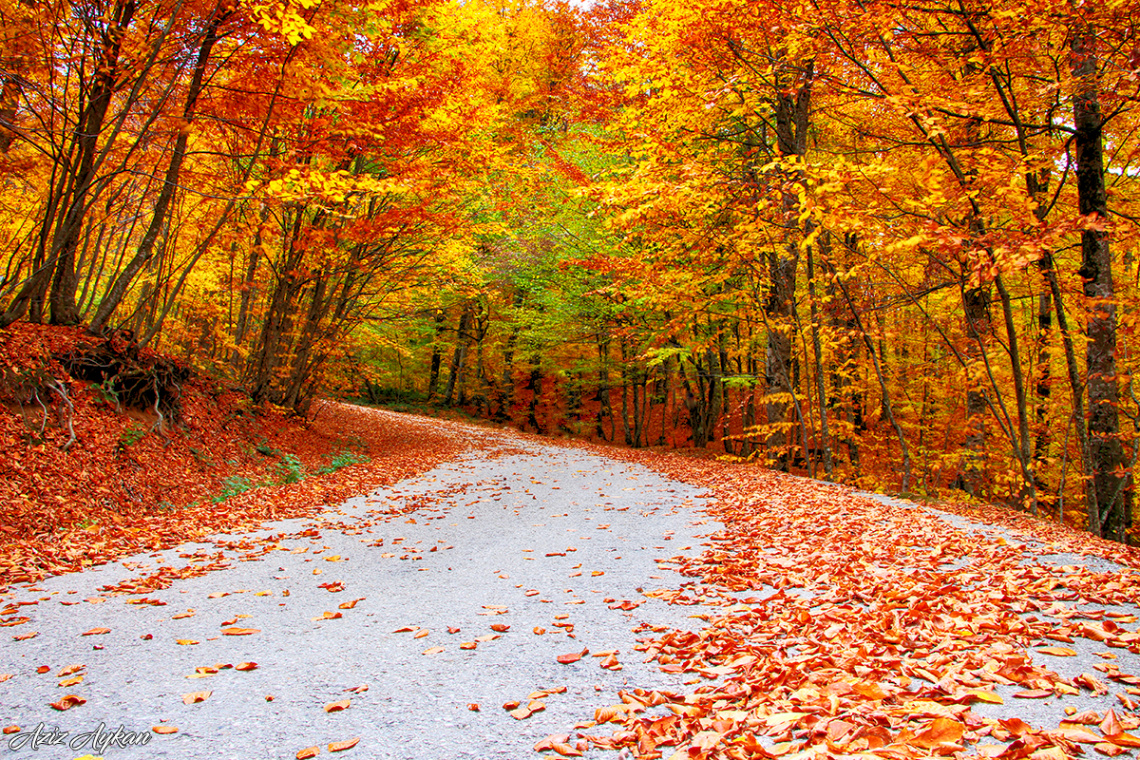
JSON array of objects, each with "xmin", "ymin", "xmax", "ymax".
[
  {"xmin": 530, "ymin": 440, "xmax": 1140, "ymax": 760},
  {"xmin": 0, "ymin": 322, "xmax": 465, "ymax": 589}
]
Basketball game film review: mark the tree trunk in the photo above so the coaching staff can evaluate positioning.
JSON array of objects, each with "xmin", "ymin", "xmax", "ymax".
[{"xmin": 1072, "ymin": 28, "xmax": 1127, "ymax": 539}]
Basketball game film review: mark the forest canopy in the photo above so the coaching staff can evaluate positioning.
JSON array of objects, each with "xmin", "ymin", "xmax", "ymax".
[{"xmin": 1, "ymin": 0, "xmax": 1138, "ymax": 540}]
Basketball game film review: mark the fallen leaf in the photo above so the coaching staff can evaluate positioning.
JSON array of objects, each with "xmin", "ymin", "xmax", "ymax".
[
  {"xmin": 235, "ymin": 662, "xmax": 258, "ymax": 671},
  {"xmin": 967, "ymin": 690, "xmax": 1004, "ymax": 704},
  {"xmin": 1038, "ymin": 646, "xmax": 1078, "ymax": 657},
  {"xmin": 422, "ymin": 646, "xmax": 445, "ymax": 655},
  {"xmin": 414, "ymin": 629, "xmax": 430, "ymax": 639},
  {"xmin": 176, "ymin": 639, "xmax": 199, "ymax": 645},
  {"xmin": 182, "ymin": 691, "xmax": 211, "ymax": 705},
  {"xmin": 911, "ymin": 717, "xmax": 965, "ymax": 748},
  {"xmin": 557, "ymin": 647, "xmax": 589, "ymax": 664},
  {"xmin": 152, "ymin": 726, "xmax": 178, "ymax": 735},
  {"xmin": 490, "ymin": 624, "xmax": 510, "ymax": 632},
  {"xmin": 221, "ymin": 627, "xmax": 260, "ymax": 636},
  {"xmin": 329, "ymin": 737, "xmax": 359, "ymax": 752},
  {"xmin": 49, "ymin": 695, "xmax": 86, "ymax": 711},
  {"xmin": 296, "ymin": 746, "xmax": 319, "ymax": 759},
  {"xmin": 1105, "ymin": 734, "xmax": 1140, "ymax": 749},
  {"xmin": 81, "ymin": 627, "xmax": 110, "ymax": 636},
  {"xmin": 468, "ymin": 703, "xmax": 480, "ymax": 711},
  {"xmin": 324, "ymin": 700, "xmax": 350, "ymax": 713}
]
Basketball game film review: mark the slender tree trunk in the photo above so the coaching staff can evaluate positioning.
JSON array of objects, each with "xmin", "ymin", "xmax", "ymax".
[
  {"xmin": 806, "ymin": 235, "xmax": 834, "ymax": 478},
  {"xmin": 427, "ymin": 309, "xmax": 446, "ymax": 400},
  {"xmin": 996, "ymin": 273, "xmax": 1038, "ymax": 514},
  {"xmin": 443, "ymin": 305, "xmax": 472, "ymax": 407}
]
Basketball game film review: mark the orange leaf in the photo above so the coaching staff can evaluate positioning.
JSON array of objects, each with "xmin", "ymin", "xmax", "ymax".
[
  {"xmin": 557, "ymin": 647, "xmax": 588, "ymax": 664},
  {"xmin": 324, "ymin": 700, "xmax": 350, "ymax": 713},
  {"xmin": 552, "ymin": 743, "xmax": 583, "ymax": 757},
  {"xmin": 1038, "ymin": 646, "xmax": 1078, "ymax": 657},
  {"xmin": 329, "ymin": 737, "xmax": 360, "ymax": 752},
  {"xmin": 182, "ymin": 691, "xmax": 211, "ymax": 705},
  {"xmin": 1104, "ymin": 734, "xmax": 1140, "ymax": 749},
  {"xmin": 491, "ymin": 624, "xmax": 510, "ymax": 632},
  {"xmin": 468, "ymin": 703, "xmax": 480, "ymax": 711},
  {"xmin": 1102, "ymin": 710, "xmax": 1124, "ymax": 736},
  {"xmin": 422, "ymin": 646, "xmax": 444, "ymax": 655},
  {"xmin": 152, "ymin": 726, "xmax": 178, "ymax": 735},
  {"xmin": 413, "ymin": 629, "xmax": 430, "ymax": 639},
  {"xmin": 966, "ymin": 690, "xmax": 1003, "ymax": 704},
  {"xmin": 235, "ymin": 662, "xmax": 258, "ymax": 671},
  {"xmin": 911, "ymin": 717, "xmax": 964, "ymax": 749},
  {"xmin": 81, "ymin": 627, "xmax": 110, "ymax": 636},
  {"xmin": 296, "ymin": 747, "xmax": 319, "ymax": 759},
  {"xmin": 49, "ymin": 694, "xmax": 86, "ymax": 711},
  {"xmin": 221, "ymin": 627, "xmax": 259, "ymax": 636}
]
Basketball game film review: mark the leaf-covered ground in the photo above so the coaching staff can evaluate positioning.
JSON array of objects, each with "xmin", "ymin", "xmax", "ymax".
[
  {"xmin": 0, "ymin": 323, "xmax": 466, "ymax": 589},
  {"xmin": 541, "ymin": 443, "xmax": 1140, "ymax": 759}
]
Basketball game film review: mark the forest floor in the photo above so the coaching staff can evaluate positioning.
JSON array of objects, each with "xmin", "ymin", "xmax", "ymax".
[{"xmin": 3, "ymin": 326, "xmax": 1140, "ymax": 759}]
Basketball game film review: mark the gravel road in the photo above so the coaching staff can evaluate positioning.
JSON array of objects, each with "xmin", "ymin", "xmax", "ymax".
[{"xmin": 0, "ymin": 419, "xmax": 718, "ymax": 759}]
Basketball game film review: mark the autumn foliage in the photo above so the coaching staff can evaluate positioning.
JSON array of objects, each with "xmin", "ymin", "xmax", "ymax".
[{"xmin": 2, "ymin": 0, "xmax": 1140, "ymax": 540}]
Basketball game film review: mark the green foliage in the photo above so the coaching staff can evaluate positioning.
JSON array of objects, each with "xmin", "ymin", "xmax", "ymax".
[
  {"xmin": 213, "ymin": 475, "xmax": 255, "ymax": 503},
  {"xmin": 276, "ymin": 453, "xmax": 305, "ymax": 483},
  {"xmin": 118, "ymin": 424, "xmax": 146, "ymax": 448},
  {"xmin": 317, "ymin": 449, "xmax": 369, "ymax": 475},
  {"xmin": 95, "ymin": 378, "xmax": 120, "ymax": 410}
]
